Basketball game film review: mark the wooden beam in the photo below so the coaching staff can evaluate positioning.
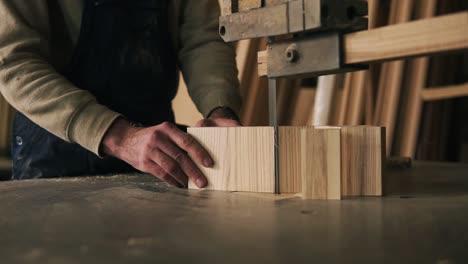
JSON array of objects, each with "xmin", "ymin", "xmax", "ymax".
[
  {"xmin": 421, "ymin": 83, "xmax": 468, "ymax": 101},
  {"xmin": 239, "ymin": 0, "xmax": 262, "ymax": 12},
  {"xmin": 336, "ymin": 73, "xmax": 352, "ymax": 126},
  {"xmin": 313, "ymin": 75, "xmax": 337, "ymax": 126},
  {"xmin": 397, "ymin": 0, "xmax": 437, "ymax": 158},
  {"xmin": 346, "ymin": 70, "xmax": 366, "ymax": 125},
  {"xmin": 258, "ymin": 12, "xmax": 468, "ymax": 76},
  {"xmin": 345, "ymin": 11, "xmax": 468, "ymax": 64},
  {"xmin": 289, "ymin": 86, "xmax": 315, "ymax": 126},
  {"xmin": 376, "ymin": 0, "xmax": 414, "ymax": 155}
]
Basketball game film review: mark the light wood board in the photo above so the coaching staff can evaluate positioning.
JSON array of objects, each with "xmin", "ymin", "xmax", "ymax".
[
  {"xmin": 188, "ymin": 127, "xmax": 275, "ymax": 193},
  {"xmin": 258, "ymin": 12, "xmax": 468, "ymax": 76},
  {"xmin": 421, "ymin": 83, "xmax": 468, "ymax": 101}
]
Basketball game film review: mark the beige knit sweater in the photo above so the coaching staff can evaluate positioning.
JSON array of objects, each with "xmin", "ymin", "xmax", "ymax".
[{"xmin": 0, "ymin": 0, "xmax": 240, "ymax": 155}]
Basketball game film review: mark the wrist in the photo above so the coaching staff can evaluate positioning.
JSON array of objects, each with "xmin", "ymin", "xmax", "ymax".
[{"xmin": 101, "ymin": 118, "xmax": 140, "ymax": 158}]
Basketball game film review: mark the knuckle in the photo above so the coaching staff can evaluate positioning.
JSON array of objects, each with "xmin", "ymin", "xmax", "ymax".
[
  {"xmin": 160, "ymin": 121, "xmax": 173, "ymax": 129},
  {"xmin": 174, "ymin": 152, "xmax": 186, "ymax": 164},
  {"xmin": 181, "ymin": 134, "xmax": 195, "ymax": 147}
]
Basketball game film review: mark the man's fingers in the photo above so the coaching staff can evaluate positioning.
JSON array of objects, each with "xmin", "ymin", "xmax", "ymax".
[
  {"xmin": 195, "ymin": 119, "xmax": 214, "ymax": 127},
  {"xmin": 211, "ymin": 119, "xmax": 241, "ymax": 127},
  {"xmin": 158, "ymin": 141, "xmax": 207, "ymax": 188},
  {"xmin": 150, "ymin": 149, "xmax": 188, "ymax": 187},
  {"xmin": 144, "ymin": 161, "xmax": 182, "ymax": 188},
  {"xmin": 161, "ymin": 122, "xmax": 213, "ymax": 168},
  {"xmin": 196, "ymin": 118, "xmax": 241, "ymax": 127}
]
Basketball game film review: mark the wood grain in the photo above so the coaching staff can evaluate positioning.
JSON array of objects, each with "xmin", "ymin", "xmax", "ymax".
[
  {"xmin": 278, "ymin": 127, "xmax": 302, "ymax": 193},
  {"xmin": 341, "ymin": 126, "xmax": 385, "ymax": 196},
  {"xmin": 188, "ymin": 127, "xmax": 275, "ymax": 193},
  {"xmin": 301, "ymin": 128, "xmax": 341, "ymax": 200}
]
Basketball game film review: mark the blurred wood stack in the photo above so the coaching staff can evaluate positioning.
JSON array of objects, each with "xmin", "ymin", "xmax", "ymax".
[
  {"xmin": 0, "ymin": 94, "xmax": 14, "ymax": 157},
  {"xmin": 234, "ymin": 0, "xmax": 468, "ymax": 162}
]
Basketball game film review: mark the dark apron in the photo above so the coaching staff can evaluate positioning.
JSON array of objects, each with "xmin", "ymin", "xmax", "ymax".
[{"xmin": 11, "ymin": 0, "xmax": 178, "ymax": 179}]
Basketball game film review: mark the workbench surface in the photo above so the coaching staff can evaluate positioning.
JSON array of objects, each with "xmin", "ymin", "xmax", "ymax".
[{"xmin": 1, "ymin": 162, "xmax": 467, "ymax": 264}]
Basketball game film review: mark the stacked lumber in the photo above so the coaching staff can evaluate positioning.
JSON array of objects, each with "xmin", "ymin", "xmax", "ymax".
[
  {"xmin": 0, "ymin": 94, "xmax": 14, "ymax": 157},
  {"xmin": 188, "ymin": 126, "xmax": 385, "ymax": 200}
]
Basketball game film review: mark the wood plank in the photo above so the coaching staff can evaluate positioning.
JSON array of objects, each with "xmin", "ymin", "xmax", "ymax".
[
  {"xmin": 341, "ymin": 126, "xmax": 385, "ymax": 196},
  {"xmin": 313, "ymin": 75, "xmax": 337, "ymax": 126},
  {"xmin": 376, "ymin": 0, "xmax": 414, "ymax": 155},
  {"xmin": 0, "ymin": 94, "xmax": 14, "ymax": 156},
  {"xmin": 421, "ymin": 83, "xmax": 468, "ymax": 101},
  {"xmin": 336, "ymin": 73, "xmax": 352, "ymax": 126},
  {"xmin": 188, "ymin": 127, "xmax": 275, "ymax": 193},
  {"xmin": 346, "ymin": 70, "xmax": 366, "ymax": 125},
  {"xmin": 301, "ymin": 127, "xmax": 341, "ymax": 200},
  {"xmin": 257, "ymin": 12, "xmax": 468, "ymax": 76},
  {"xmin": 241, "ymin": 38, "xmax": 269, "ymax": 126},
  {"xmin": 239, "ymin": 0, "xmax": 262, "ymax": 12},
  {"xmin": 397, "ymin": 0, "xmax": 437, "ymax": 158},
  {"xmin": 345, "ymin": 11, "xmax": 468, "ymax": 64},
  {"xmin": 289, "ymin": 87, "xmax": 316, "ymax": 126},
  {"xmin": 219, "ymin": 0, "xmax": 232, "ymax": 16}
]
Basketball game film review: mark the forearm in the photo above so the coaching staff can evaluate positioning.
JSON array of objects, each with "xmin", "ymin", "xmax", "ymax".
[
  {"xmin": 0, "ymin": 0, "xmax": 121, "ymax": 155},
  {"xmin": 178, "ymin": 0, "xmax": 241, "ymax": 118}
]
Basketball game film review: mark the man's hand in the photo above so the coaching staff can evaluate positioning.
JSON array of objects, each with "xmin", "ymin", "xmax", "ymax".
[
  {"xmin": 196, "ymin": 106, "xmax": 241, "ymax": 127},
  {"xmin": 102, "ymin": 119, "xmax": 212, "ymax": 188}
]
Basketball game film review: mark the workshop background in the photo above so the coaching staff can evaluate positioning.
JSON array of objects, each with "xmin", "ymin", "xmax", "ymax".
[{"xmin": 1, "ymin": 0, "xmax": 468, "ymax": 180}]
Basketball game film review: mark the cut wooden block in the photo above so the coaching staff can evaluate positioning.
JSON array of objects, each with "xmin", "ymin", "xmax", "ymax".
[
  {"xmin": 188, "ymin": 127, "xmax": 275, "ymax": 193},
  {"xmin": 301, "ymin": 128, "xmax": 341, "ymax": 200},
  {"xmin": 341, "ymin": 126, "xmax": 385, "ymax": 196},
  {"xmin": 189, "ymin": 126, "xmax": 382, "ymax": 200}
]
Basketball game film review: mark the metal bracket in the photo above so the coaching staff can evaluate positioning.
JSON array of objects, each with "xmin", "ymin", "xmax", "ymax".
[
  {"xmin": 219, "ymin": 0, "xmax": 368, "ymax": 42},
  {"xmin": 265, "ymin": 32, "xmax": 367, "ymax": 78}
]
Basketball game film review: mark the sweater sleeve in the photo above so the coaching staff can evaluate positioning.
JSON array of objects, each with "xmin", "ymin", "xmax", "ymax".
[
  {"xmin": 0, "ymin": 0, "xmax": 121, "ymax": 156},
  {"xmin": 177, "ymin": 0, "xmax": 242, "ymax": 118}
]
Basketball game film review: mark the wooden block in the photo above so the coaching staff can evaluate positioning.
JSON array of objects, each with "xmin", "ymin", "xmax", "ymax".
[
  {"xmin": 301, "ymin": 128, "xmax": 341, "ymax": 200},
  {"xmin": 341, "ymin": 126, "xmax": 385, "ymax": 196},
  {"xmin": 190, "ymin": 127, "xmax": 382, "ymax": 200},
  {"xmin": 188, "ymin": 127, "xmax": 275, "ymax": 193}
]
